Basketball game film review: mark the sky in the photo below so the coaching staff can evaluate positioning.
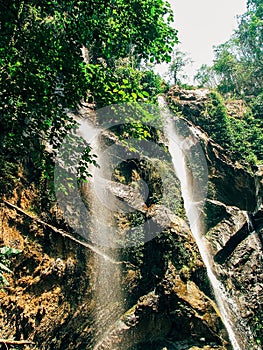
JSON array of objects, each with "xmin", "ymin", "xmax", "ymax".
[{"xmin": 155, "ymin": 0, "xmax": 247, "ymax": 84}]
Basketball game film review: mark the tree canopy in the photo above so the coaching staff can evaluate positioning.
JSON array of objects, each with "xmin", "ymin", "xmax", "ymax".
[
  {"xmin": 193, "ymin": 0, "xmax": 263, "ymax": 167},
  {"xmin": 194, "ymin": 0, "xmax": 263, "ymax": 98},
  {"xmin": 168, "ymin": 49, "xmax": 192, "ymax": 85},
  {"xmin": 0, "ymin": 0, "xmax": 178, "ymax": 192}
]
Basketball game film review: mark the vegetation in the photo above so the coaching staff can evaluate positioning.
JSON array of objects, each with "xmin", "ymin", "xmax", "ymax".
[
  {"xmin": 201, "ymin": 92, "xmax": 232, "ymax": 147},
  {"xmin": 85, "ymin": 58, "xmax": 166, "ymax": 108},
  {"xmin": 203, "ymin": 92, "xmax": 262, "ymax": 165},
  {"xmin": 0, "ymin": 246, "xmax": 21, "ymax": 287},
  {"xmin": 167, "ymin": 49, "xmax": 192, "ymax": 85},
  {"xmin": 193, "ymin": 0, "xmax": 263, "ymax": 166},
  {"xmin": 253, "ymin": 313, "xmax": 263, "ymax": 347},
  {"xmin": 0, "ymin": 0, "xmax": 178, "ymax": 193},
  {"xmin": 195, "ymin": 0, "xmax": 262, "ymax": 99}
]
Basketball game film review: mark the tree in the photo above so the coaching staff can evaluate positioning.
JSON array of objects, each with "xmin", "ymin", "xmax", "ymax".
[
  {"xmin": 237, "ymin": 0, "xmax": 263, "ymax": 95},
  {"xmin": 194, "ymin": 0, "xmax": 263, "ymax": 97},
  {"xmin": 0, "ymin": 0, "xmax": 178, "ymax": 188},
  {"xmin": 212, "ymin": 40, "xmax": 248, "ymax": 95},
  {"xmin": 194, "ymin": 64, "xmax": 218, "ymax": 89},
  {"xmin": 168, "ymin": 49, "xmax": 192, "ymax": 85}
]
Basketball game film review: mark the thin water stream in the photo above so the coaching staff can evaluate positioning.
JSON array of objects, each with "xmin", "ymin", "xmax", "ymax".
[
  {"xmin": 159, "ymin": 96, "xmax": 250, "ymax": 350},
  {"xmin": 77, "ymin": 117, "xmax": 125, "ymax": 349}
]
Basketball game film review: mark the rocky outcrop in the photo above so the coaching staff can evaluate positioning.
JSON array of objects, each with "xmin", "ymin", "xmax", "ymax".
[
  {"xmin": 1, "ymin": 88, "xmax": 262, "ymax": 350},
  {"xmin": 0, "ymin": 179, "xmax": 230, "ymax": 350},
  {"xmin": 94, "ymin": 261, "xmax": 226, "ymax": 350},
  {"xmin": 205, "ymin": 201, "xmax": 263, "ymax": 347},
  {"xmin": 166, "ymin": 86, "xmax": 263, "ymax": 348},
  {"xmin": 224, "ymin": 100, "xmax": 247, "ymax": 119},
  {"xmin": 0, "ymin": 104, "xmax": 230, "ymax": 350},
  {"xmin": 166, "ymin": 86, "xmax": 210, "ymax": 122},
  {"xmin": 201, "ymin": 130, "xmax": 259, "ymax": 212},
  {"xmin": 166, "ymin": 85, "xmax": 261, "ymax": 212}
]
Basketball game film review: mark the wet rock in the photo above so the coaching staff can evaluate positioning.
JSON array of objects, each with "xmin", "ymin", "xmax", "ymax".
[
  {"xmin": 166, "ymin": 86, "xmax": 260, "ymax": 212},
  {"xmin": 159, "ymin": 262, "xmax": 224, "ymax": 344},
  {"xmin": 147, "ymin": 204, "xmax": 178, "ymax": 229},
  {"xmin": 92, "ymin": 262, "xmax": 225, "ymax": 350},
  {"xmin": 106, "ymin": 180, "xmax": 148, "ymax": 213},
  {"xmin": 206, "ymin": 203, "xmax": 263, "ymax": 346}
]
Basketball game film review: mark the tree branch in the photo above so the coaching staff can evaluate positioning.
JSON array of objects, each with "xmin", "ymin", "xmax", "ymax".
[
  {"xmin": 2, "ymin": 200, "xmax": 122, "ymax": 265},
  {"xmin": 0, "ymin": 339, "xmax": 34, "ymax": 345}
]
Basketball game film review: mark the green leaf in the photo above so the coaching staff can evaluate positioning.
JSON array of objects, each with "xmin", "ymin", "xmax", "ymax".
[
  {"xmin": 142, "ymin": 91, "xmax": 150, "ymax": 97},
  {"xmin": 0, "ymin": 246, "xmax": 22, "ymax": 255},
  {"xmin": 117, "ymin": 90, "xmax": 125, "ymax": 95}
]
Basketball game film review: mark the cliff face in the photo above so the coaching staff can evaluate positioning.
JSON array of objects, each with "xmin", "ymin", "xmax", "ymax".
[
  {"xmin": 167, "ymin": 86, "xmax": 263, "ymax": 348},
  {"xmin": 0, "ymin": 88, "xmax": 262, "ymax": 350},
  {"xmin": 0, "ymin": 134, "xmax": 227, "ymax": 350}
]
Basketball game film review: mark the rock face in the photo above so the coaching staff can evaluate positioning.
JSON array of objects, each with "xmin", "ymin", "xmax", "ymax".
[
  {"xmin": 166, "ymin": 86, "xmax": 210, "ymax": 122},
  {"xmin": 206, "ymin": 202, "xmax": 263, "ymax": 348},
  {"xmin": 0, "ymin": 102, "xmax": 231, "ymax": 350},
  {"xmin": 167, "ymin": 86, "xmax": 263, "ymax": 348},
  {"xmin": 166, "ymin": 85, "xmax": 260, "ymax": 212},
  {"xmin": 0, "ymin": 88, "xmax": 262, "ymax": 350},
  {"xmin": 0, "ymin": 190, "xmax": 228, "ymax": 350}
]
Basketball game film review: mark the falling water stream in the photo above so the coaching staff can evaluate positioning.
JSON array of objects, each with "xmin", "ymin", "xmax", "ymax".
[
  {"xmin": 77, "ymin": 116, "xmax": 125, "ymax": 349},
  {"xmin": 159, "ymin": 96, "xmax": 251, "ymax": 350}
]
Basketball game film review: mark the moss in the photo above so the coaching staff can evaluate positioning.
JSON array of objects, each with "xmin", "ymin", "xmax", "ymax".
[
  {"xmin": 0, "ymin": 157, "xmax": 19, "ymax": 196},
  {"xmin": 252, "ymin": 313, "xmax": 263, "ymax": 347}
]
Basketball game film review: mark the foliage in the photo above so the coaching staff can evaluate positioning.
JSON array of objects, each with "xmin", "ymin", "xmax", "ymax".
[
  {"xmin": 250, "ymin": 92, "xmax": 263, "ymax": 119},
  {"xmin": 202, "ymin": 92, "xmax": 232, "ymax": 147},
  {"xmin": 194, "ymin": 64, "xmax": 218, "ymax": 89},
  {"xmin": 227, "ymin": 119, "xmax": 255, "ymax": 164},
  {"xmin": 0, "ymin": 0, "xmax": 178, "ymax": 193},
  {"xmin": 0, "ymin": 157, "xmax": 19, "ymax": 196},
  {"xmin": 0, "ymin": 246, "xmax": 21, "ymax": 287},
  {"xmin": 238, "ymin": 0, "xmax": 263, "ymax": 94},
  {"xmin": 253, "ymin": 313, "xmax": 263, "ymax": 347},
  {"xmin": 228, "ymin": 107, "xmax": 263, "ymax": 164},
  {"xmin": 193, "ymin": 91, "xmax": 261, "ymax": 166},
  {"xmin": 177, "ymin": 83, "xmax": 195, "ymax": 90},
  {"xmin": 84, "ymin": 58, "xmax": 166, "ymax": 108},
  {"xmin": 168, "ymin": 49, "xmax": 193, "ymax": 85},
  {"xmin": 86, "ymin": 0, "xmax": 178, "ymax": 65},
  {"xmin": 195, "ymin": 0, "xmax": 262, "ymax": 98},
  {"xmin": 212, "ymin": 40, "xmax": 247, "ymax": 95},
  {"xmin": 54, "ymin": 130, "xmax": 98, "ymax": 197},
  {"xmin": 104, "ymin": 104, "xmax": 164, "ymax": 152},
  {"xmin": 193, "ymin": 0, "xmax": 263, "ymax": 166}
]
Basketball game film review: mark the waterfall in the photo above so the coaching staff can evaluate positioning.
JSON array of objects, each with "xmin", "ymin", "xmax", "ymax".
[
  {"xmin": 56, "ymin": 101, "xmax": 257, "ymax": 349},
  {"xmin": 159, "ymin": 96, "xmax": 250, "ymax": 350},
  {"xmin": 77, "ymin": 117, "xmax": 125, "ymax": 349}
]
